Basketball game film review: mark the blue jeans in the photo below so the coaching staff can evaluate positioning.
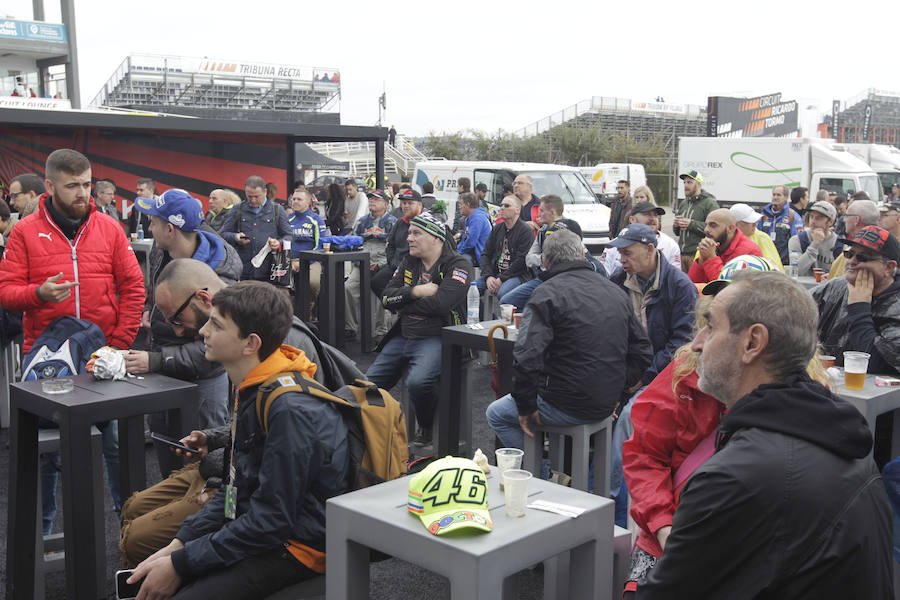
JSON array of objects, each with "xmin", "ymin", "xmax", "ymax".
[
  {"xmin": 365, "ymin": 336, "xmax": 442, "ymax": 429},
  {"xmin": 41, "ymin": 419, "xmax": 121, "ymax": 536},
  {"xmin": 485, "ymin": 394, "xmax": 596, "ymax": 452},
  {"xmin": 475, "ymin": 275, "xmax": 523, "ymax": 299},
  {"xmin": 499, "ymin": 278, "xmax": 541, "ymax": 309},
  {"xmin": 610, "ymin": 385, "xmax": 645, "ymax": 527}
]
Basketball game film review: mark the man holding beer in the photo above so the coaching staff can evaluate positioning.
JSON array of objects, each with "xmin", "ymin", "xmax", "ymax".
[{"xmin": 811, "ymin": 225, "xmax": 900, "ymax": 377}]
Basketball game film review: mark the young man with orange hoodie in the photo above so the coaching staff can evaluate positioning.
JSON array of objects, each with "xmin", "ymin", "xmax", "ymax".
[{"xmin": 127, "ymin": 281, "xmax": 349, "ymax": 599}]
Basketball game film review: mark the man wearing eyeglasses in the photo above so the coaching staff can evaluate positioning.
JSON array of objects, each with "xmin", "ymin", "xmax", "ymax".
[
  {"xmin": 826, "ymin": 199, "xmax": 880, "ymax": 279},
  {"xmin": 7, "ymin": 172, "xmax": 45, "ymax": 213},
  {"xmin": 812, "ymin": 225, "xmax": 900, "ymax": 376},
  {"xmin": 124, "ymin": 189, "xmax": 242, "ymax": 476}
]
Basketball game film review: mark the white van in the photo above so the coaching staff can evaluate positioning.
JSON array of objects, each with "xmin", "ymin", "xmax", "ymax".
[
  {"xmin": 579, "ymin": 163, "xmax": 648, "ymax": 201},
  {"xmin": 412, "ymin": 160, "xmax": 611, "ymax": 247}
]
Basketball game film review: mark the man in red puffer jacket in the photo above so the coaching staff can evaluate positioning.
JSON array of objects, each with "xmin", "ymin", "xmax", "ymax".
[
  {"xmin": 0, "ymin": 149, "xmax": 144, "ymax": 352},
  {"xmin": 0, "ymin": 148, "xmax": 145, "ymax": 533}
]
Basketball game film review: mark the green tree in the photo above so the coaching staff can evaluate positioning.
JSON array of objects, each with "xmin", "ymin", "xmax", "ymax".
[{"xmin": 423, "ymin": 131, "xmax": 468, "ymax": 160}]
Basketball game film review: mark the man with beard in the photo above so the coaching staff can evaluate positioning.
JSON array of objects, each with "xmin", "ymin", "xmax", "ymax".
[
  {"xmin": 688, "ymin": 209, "xmax": 762, "ymax": 284},
  {"xmin": 638, "ymin": 271, "xmax": 892, "ymax": 598},
  {"xmin": 0, "ymin": 148, "xmax": 144, "ymax": 534}
]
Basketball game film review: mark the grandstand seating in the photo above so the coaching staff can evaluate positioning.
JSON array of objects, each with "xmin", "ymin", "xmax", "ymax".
[
  {"xmin": 91, "ymin": 55, "xmax": 340, "ymax": 115},
  {"xmin": 833, "ymin": 90, "xmax": 900, "ymax": 146},
  {"xmin": 517, "ymin": 96, "xmax": 707, "ymax": 158}
]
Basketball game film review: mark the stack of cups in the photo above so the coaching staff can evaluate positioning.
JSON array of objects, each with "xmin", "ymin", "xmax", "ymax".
[
  {"xmin": 495, "ymin": 448, "xmax": 523, "ymax": 491},
  {"xmin": 495, "ymin": 448, "xmax": 530, "ymax": 518}
]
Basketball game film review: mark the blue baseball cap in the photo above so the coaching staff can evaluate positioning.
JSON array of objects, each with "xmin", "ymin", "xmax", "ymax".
[
  {"xmin": 608, "ymin": 223, "xmax": 657, "ymax": 248},
  {"xmin": 134, "ymin": 189, "xmax": 204, "ymax": 232}
]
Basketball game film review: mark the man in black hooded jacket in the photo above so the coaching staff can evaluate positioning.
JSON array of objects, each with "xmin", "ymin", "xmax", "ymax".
[{"xmin": 638, "ymin": 270, "xmax": 893, "ymax": 599}]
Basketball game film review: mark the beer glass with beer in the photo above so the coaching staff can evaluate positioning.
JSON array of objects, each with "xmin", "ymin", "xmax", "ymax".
[{"xmin": 843, "ymin": 351, "xmax": 870, "ymax": 390}]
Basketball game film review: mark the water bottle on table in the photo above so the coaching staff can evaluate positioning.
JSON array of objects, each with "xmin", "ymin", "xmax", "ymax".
[
  {"xmin": 467, "ymin": 282, "xmax": 480, "ymax": 324},
  {"xmin": 788, "ymin": 251, "xmax": 799, "ymax": 279}
]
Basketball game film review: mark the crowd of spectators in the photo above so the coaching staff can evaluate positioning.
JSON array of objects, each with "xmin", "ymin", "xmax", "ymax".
[{"xmin": 0, "ymin": 151, "xmax": 897, "ymax": 598}]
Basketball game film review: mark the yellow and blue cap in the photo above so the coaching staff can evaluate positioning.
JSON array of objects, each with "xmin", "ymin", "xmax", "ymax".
[{"xmin": 407, "ymin": 456, "xmax": 493, "ymax": 536}]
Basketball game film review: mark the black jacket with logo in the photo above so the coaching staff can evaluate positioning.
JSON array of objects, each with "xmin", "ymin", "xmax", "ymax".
[
  {"xmin": 381, "ymin": 246, "xmax": 472, "ymax": 341},
  {"xmin": 480, "ymin": 219, "xmax": 534, "ymax": 282}
]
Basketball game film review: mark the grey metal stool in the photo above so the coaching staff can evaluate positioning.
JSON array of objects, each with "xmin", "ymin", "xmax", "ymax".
[
  {"xmin": 523, "ymin": 417, "xmax": 613, "ymax": 496},
  {"xmin": 263, "ymin": 574, "xmax": 325, "ymax": 600},
  {"xmin": 35, "ymin": 425, "xmax": 104, "ymax": 599},
  {"xmin": 481, "ymin": 291, "xmax": 500, "ymax": 321}
]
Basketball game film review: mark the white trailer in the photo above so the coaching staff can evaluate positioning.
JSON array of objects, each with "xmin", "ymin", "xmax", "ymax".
[
  {"xmin": 677, "ymin": 137, "xmax": 881, "ymax": 207},
  {"xmin": 844, "ymin": 143, "xmax": 900, "ymax": 197}
]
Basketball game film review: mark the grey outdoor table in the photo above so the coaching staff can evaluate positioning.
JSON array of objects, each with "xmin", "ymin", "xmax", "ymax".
[
  {"xmin": 326, "ymin": 473, "xmax": 614, "ymax": 600},
  {"xmin": 439, "ymin": 320, "xmax": 519, "ymax": 456},
  {"xmin": 795, "ymin": 275, "xmax": 821, "ymax": 290},
  {"xmin": 6, "ymin": 373, "xmax": 198, "ymax": 600},
  {"xmin": 835, "ymin": 372, "xmax": 900, "ymax": 457},
  {"xmin": 296, "ymin": 249, "xmax": 371, "ymax": 351}
]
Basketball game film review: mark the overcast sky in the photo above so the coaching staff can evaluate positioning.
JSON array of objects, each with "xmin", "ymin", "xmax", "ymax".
[{"xmin": 7, "ymin": 0, "xmax": 900, "ymax": 137}]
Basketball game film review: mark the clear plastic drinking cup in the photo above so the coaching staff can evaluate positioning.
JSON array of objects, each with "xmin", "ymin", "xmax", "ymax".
[
  {"xmin": 843, "ymin": 351, "xmax": 870, "ymax": 390},
  {"xmin": 503, "ymin": 469, "xmax": 532, "ymax": 517},
  {"xmin": 499, "ymin": 304, "xmax": 515, "ymax": 324},
  {"xmin": 495, "ymin": 448, "xmax": 524, "ymax": 490}
]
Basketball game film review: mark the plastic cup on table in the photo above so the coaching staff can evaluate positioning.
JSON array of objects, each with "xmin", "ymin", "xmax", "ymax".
[
  {"xmin": 322, "ymin": 241, "xmax": 332, "ymax": 253},
  {"xmin": 503, "ymin": 469, "xmax": 532, "ymax": 518},
  {"xmin": 813, "ymin": 268, "xmax": 824, "ymax": 282},
  {"xmin": 842, "ymin": 351, "xmax": 870, "ymax": 390},
  {"xmin": 499, "ymin": 304, "xmax": 515, "ymax": 324},
  {"xmin": 819, "ymin": 355, "xmax": 835, "ymax": 369},
  {"xmin": 495, "ymin": 448, "xmax": 524, "ymax": 490}
]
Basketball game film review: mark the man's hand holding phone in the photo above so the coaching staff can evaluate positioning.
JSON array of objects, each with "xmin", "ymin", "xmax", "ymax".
[{"xmin": 178, "ymin": 430, "xmax": 209, "ymax": 459}]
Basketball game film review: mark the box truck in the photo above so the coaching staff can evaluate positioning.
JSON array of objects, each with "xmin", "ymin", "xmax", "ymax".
[
  {"xmin": 579, "ymin": 163, "xmax": 648, "ymax": 201},
  {"xmin": 677, "ymin": 137, "xmax": 881, "ymax": 207},
  {"xmin": 844, "ymin": 143, "xmax": 900, "ymax": 197},
  {"xmin": 412, "ymin": 160, "xmax": 611, "ymax": 247}
]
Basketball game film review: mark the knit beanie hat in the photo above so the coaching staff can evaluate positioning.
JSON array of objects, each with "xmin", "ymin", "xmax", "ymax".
[{"xmin": 410, "ymin": 212, "xmax": 447, "ymax": 242}]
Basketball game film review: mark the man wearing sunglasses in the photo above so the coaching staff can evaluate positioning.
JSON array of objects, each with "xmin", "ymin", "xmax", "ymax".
[
  {"xmin": 812, "ymin": 225, "xmax": 900, "ymax": 376},
  {"xmin": 124, "ymin": 189, "xmax": 243, "ymax": 477},
  {"xmin": 825, "ymin": 199, "xmax": 880, "ymax": 279}
]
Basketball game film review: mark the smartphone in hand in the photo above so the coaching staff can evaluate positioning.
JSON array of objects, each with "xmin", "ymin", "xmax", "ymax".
[
  {"xmin": 116, "ymin": 569, "xmax": 142, "ymax": 599},
  {"xmin": 150, "ymin": 432, "xmax": 201, "ymax": 454}
]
